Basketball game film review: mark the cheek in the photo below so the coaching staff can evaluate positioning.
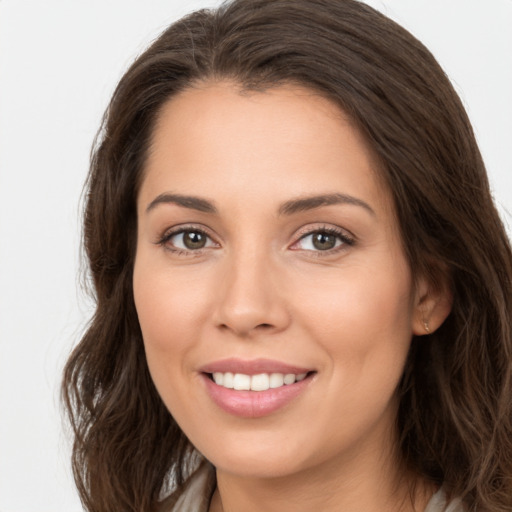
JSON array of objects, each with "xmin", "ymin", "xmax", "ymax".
[
  {"xmin": 132, "ymin": 257, "xmax": 216, "ymax": 410},
  {"xmin": 132, "ymin": 258, "xmax": 208, "ymax": 414},
  {"xmin": 295, "ymin": 262, "xmax": 415, "ymax": 438},
  {"xmin": 296, "ymin": 260, "xmax": 415, "ymax": 369},
  {"xmin": 133, "ymin": 259, "xmax": 210, "ymax": 351}
]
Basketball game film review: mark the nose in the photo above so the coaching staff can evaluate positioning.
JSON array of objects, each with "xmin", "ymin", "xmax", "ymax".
[{"xmin": 213, "ymin": 248, "xmax": 291, "ymax": 338}]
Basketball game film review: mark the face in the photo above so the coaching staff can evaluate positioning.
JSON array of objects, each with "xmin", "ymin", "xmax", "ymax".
[{"xmin": 133, "ymin": 83, "xmax": 427, "ymax": 479}]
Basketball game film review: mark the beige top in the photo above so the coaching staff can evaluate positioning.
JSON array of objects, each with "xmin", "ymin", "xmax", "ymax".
[{"xmin": 162, "ymin": 462, "xmax": 465, "ymax": 512}]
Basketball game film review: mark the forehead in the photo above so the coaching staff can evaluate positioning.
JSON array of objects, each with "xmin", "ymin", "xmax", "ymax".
[{"xmin": 140, "ymin": 82, "xmax": 391, "ymax": 215}]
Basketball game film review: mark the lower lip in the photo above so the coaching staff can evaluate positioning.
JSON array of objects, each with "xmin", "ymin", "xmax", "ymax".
[{"xmin": 202, "ymin": 373, "xmax": 313, "ymax": 418}]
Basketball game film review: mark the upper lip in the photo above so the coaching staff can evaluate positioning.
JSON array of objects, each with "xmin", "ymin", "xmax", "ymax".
[{"xmin": 199, "ymin": 358, "xmax": 313, "ymax": 376}]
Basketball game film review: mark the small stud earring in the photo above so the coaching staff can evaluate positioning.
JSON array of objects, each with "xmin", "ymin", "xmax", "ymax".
[{"xmin": 423, "ymin": 320, "xmax": 430, "ymax": 334}]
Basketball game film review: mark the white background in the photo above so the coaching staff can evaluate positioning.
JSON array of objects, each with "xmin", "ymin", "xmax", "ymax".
[{"xmin": 0, "ymin": 1, "xmax": 511, "ymax": 511}]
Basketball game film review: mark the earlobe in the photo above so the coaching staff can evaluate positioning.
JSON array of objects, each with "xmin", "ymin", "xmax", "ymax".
[{"xmin": 412, "ymin": 275, "xmax": 453, "ymax": 336}]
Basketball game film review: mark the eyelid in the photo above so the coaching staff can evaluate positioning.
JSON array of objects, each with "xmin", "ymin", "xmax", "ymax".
[
  {"xmin": 156, "ymin": 223, "xmax": 220, "ymax": 253},
  {"xmin": 290, "ymin": 224, "xmax": 355, "ymax": 253},
  {"xmin": 155, "ymin": 222, "xmax": 354, "ymax": 256}
]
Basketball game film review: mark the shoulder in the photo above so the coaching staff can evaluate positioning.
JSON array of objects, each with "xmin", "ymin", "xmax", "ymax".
[
  {"xmin": 158, "ymin": 461, "xmax": 216, "ymax": 512},
  {"xmin": 425, "ymin": 487, "xmax": 465, "ymax": 512}
]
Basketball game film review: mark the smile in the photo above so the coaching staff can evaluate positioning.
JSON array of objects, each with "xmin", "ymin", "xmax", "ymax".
[
  {"xmin": 199, "ymin": 359, "xmax": 315, "ymax": 418},
  {"xmin": 210, "ymin": 372, "xmax": 308, "ymax": 391}
]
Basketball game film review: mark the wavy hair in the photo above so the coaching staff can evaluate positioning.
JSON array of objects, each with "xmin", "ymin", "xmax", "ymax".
[{"xmin": 62, "ymin": 1, "xmax": 512, "ymax": 510}]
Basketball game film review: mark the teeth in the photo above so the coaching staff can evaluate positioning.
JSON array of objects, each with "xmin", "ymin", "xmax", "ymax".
[
  {"xmin": 223, "ymin": 372, "xmax": 234, "ymax": 389},
  {"xmin": 269, "ymin": 373, "xmax": 284, "ymax": 388},
  {"xmin": 233, "ymin": 373, "xmax": 251, "ymax": 390},
  {"xmin": 211, "ymin": 372, "xmax": 308, "ymax": 391},
  {"xmin": 251, "ymin": 373, "xmax": 270, "ymax": 391},
  {"xmin": 283, "ymin": 373, "xmax": 296, "ymax": 385},
  {"xmin": 212, "ymin": 372, "xmax": 224, "ymax": 386}
]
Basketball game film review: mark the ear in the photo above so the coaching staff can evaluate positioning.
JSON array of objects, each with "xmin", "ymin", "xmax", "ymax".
[{"xmin": 412, "ymin": 273, "xmax": 453, "ymax": 336}]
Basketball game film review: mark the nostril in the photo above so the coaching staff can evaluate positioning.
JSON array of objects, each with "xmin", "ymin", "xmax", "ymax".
[{"xmin": 256, "ymin": 323, "xmax": 274, "ymax": 329}]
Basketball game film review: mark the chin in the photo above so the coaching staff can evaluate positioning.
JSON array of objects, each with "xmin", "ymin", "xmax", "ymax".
[
  {"xmin": 212, "ymin": 455, "xmax": 307, "ymax": 479},
  {"xmin": 196, "ymin": 433, "xmax": 317, "ymax": 479}
]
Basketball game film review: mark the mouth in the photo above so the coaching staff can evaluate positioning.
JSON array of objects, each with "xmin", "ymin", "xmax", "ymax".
[
  {"xmin": 205, "ymin": 371, "xmax": 314, "ymax": 391},
  {"xmin": 199, "ymin": 359, "xmax": 316, "ymax": 418}
]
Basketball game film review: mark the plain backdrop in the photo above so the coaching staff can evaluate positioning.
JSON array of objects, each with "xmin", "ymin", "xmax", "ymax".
[{"xmin": 0, "ymin": 1, "xmax": 511, "ymax": 511}]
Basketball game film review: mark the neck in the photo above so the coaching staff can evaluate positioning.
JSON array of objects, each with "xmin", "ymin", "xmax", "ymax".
[{"xmin": 209, "ymin": 433, "xmax": 434, "ymax": 512}]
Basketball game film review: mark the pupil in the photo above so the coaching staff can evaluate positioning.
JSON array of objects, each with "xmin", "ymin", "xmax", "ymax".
[
  {"xmin": 184, "ymin": 231, "xmax": 206, "ymax": 249},
  {"xmin": 313, "ymin": 232, "xmax": 336, "ymax": 250}
]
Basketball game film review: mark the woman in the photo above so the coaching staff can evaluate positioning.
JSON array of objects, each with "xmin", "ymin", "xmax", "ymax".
[{"xmin": 62, "ymin": 1, "xmax": 512, "ymax": 511}]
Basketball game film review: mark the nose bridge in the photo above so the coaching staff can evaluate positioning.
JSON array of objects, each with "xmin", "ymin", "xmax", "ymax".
[{"xmin": 215, "ymin": 241, "xmax": 289, "ymax": 336}]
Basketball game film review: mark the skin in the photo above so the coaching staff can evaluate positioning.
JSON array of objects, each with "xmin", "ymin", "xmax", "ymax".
[{"xmin": 133, "ymin": 83, "xmax": 451, "ymax": 512}]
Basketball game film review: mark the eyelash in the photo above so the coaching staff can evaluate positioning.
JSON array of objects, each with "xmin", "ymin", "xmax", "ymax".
[
  {"xmin": 156, "ymin": 225, "xmax": 217, "ymax": 257},
  {"xmin": 156, "ymin": 225, "xmax": 355, "ymax": 256},
  {"xmin": 291, "ymin": 226, "xmax": 355, "ymax": 256}
]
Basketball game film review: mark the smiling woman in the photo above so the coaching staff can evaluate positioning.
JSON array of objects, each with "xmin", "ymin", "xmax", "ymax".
[
  {"xmin": 135, "ymin": 83, "xmax": 434, "ymax": 479},
  {"xmin": 62, "ymin": 1, "xmax": 512, "ymax": 512}
]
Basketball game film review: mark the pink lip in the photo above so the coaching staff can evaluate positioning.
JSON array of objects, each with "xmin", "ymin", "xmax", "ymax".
[
  {"xmin": 199, "ymin": 358, "xmax": 312, "ymax": 375},
  {"xmin": 199, "ymin": 358, "xmax": 315, "ymax": 419}
]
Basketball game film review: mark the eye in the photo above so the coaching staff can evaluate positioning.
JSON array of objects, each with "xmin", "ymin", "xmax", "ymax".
[
  {"xmin": 292, "ymin": 228, "xmax": 354, "ymax": 253},
  {"xmin": 158, "ymin": 227, "xmax": 218, "ymax": 253},
  {"xmin": 174, "ymin": 230, "xmax": 210, "ymax": 249}
]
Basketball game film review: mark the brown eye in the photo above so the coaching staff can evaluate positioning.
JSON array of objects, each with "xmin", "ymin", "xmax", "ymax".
[
  {"xmin": 162, "ymin": 228, "xmax": 217, "ymax": 252},
  {"xmin": 312, "ymin": 232, "xmax": 337, "ymax": 250},
  {"xmin": 292, "ymin": 228, "xmax": 354, "ymax": 253},
  {"xmin": 182, "ymin": 230, "xmax": 207, "ymax": 249}
]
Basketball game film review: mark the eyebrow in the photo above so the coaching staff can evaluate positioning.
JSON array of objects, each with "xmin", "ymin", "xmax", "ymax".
[
  {"xmin": 145, "ymin": 191, "xmax": 375, "ymax": 217},
  {"xmin": 146, "ymin": 193, "xmax": 218, "ymax": 214},
  {"xmin": 278, "ymin": 193, "xmax": 375, "ymax": 216}
]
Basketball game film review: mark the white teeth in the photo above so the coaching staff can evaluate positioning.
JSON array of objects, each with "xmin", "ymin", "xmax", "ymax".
[
  {"xmin": 212, "ymin": 372, "xmax": 224, "ymax": 386},
  {"xmin": 211, "ymin": 371, "xmax": 309, "ymax": 391},
  {"xmin": 269, "ymin": 373, "xmax": 284, "ymax": 388},
  {"xmin": 283, "ymin": 373, "xmax": 296, "ymax": 385},
  {"xmin": 251, "ymin": 373, "xmax": 270, "ymax": 391},
  {"xmin": 223, "ymin": 372, "xmax": 234, "ymax": 388},
  {"xmin": 233, "ymin": 373, "xmax": 251, "ymax": 390}
]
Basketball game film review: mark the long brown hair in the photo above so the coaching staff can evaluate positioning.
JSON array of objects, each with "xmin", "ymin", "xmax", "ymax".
[{"xmin": 62, "ymin": 1, "xmax": 512, "ymax": 510}]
